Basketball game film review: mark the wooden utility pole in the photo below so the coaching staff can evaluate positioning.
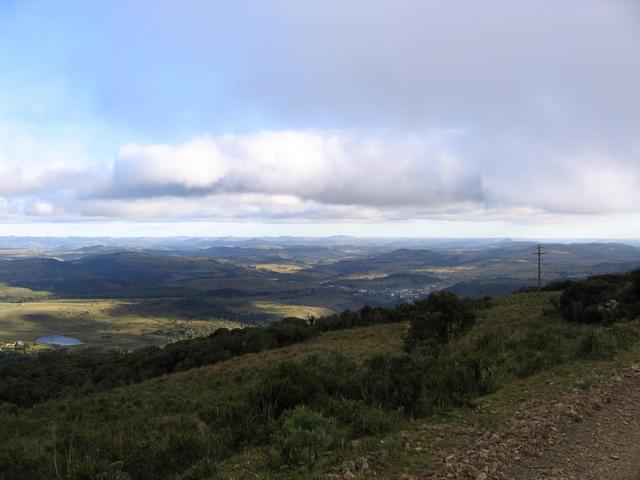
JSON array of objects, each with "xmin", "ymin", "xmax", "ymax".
[{"xmin": 534, "ymin": 244, "xmax": 546, "ymax": 291}]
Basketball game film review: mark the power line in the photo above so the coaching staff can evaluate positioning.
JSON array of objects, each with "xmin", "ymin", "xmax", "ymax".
[{"xmin": 534, "ymin": 244, "xmax": 547, "ymax": 292}]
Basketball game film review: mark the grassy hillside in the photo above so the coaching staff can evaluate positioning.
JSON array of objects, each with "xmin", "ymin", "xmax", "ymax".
[
  {"xmin": 0, "ymin": 322, "xmax": 407, "ymax": 479},
  {"xmin": 2, "ymin": 272, "xmax": 640, "ymax": 479}
]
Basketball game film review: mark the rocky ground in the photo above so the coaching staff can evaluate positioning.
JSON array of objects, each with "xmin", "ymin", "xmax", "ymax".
[{"xmin": 413, "ymin": 363, "xmax": 640, "ymax": 480}]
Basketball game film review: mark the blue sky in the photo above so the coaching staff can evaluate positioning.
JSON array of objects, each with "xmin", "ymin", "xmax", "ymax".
[{"xmin": 0, "ymin": 1, "xmax": 639, "ymax": 237}]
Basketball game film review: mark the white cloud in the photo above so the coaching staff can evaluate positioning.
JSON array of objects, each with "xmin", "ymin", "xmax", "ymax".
[
  {"xmin": 101, "ymin": 129, "xmax": 483, "ymax": 210},
  {"xmin": 1, "ymin": 128, "xmax": 639, "ymax": 224},
  {"xmin": 0, "ymin": 162, "xmax": 105, "ymax": 198},
  {"xmin": 114, "ymin": 138, "xmax": 230, "ymax": 193},
  {"xmin": 31, "ymin": 200, "xmax": 55, "ymax": 216}
]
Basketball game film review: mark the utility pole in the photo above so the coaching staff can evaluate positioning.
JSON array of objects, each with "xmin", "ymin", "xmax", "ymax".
[{"xmin": 534, "ymin": 244, "xmax": 546, "ymax": 292}]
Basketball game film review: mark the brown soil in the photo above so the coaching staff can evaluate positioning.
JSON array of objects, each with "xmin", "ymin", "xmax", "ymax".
[{"xmin": 417, "ymin": 364, "xmax": 640, "ymax": 480}]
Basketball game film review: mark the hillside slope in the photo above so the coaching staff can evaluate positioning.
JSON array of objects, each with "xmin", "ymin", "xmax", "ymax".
[{"xmin": 2, "ymin": 284, "xmax": 640, "ymax": 479}]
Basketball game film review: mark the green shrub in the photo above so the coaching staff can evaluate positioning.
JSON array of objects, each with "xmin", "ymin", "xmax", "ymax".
[
  {"xmin": 559, "ymin": 275, "xmax": 632, "ymax": 324},
  {"xmin": 405, "ymin": 291, "xmax": 476, "ymax": 350},
  {"xmin": 250, "ymin": 361, "xmax": 321, "ymax": 418},
  {"xmin": 608, "ymin": 323, "xmax": 638, "ymax": 348},
  {"xmin": 302, "ymin": 352, "xmax": 361, "ymax": 400},
  {"xmin": 491, "ymin": 325, "xmax": 571, "ymax": 378},
  {"xmin": 363, "ymin": 354, "xmax": 423, "ymax": 414},
  {"xmin": 176, "ymin": 457, "xmax": 219, "ymax": 480},
  {"xmin": 323, "ymin": 398, "xmax": 399, "ymax": 436},
  {"xmin": 201, "ymin": 396, "xmax": 260, "ymax": 448},
  {"xmin": 347, "ymin": 405, "xmax": 398, "ymax": 436},
  {"xmin": 96, "ymin": 463, "xmax": 132, "ymax": 480},
  {"xmin": 576, "ymin": 328, "xmax": 618, "ymax": 360},
  {"xmin": 270, "ymin": 406, "xmax": 334, "ymax": 469},
  {"xmin": 0, "ymin": 447, "xmax": 48, "ymax": 480},
  {"xmin": 543, "ymin": 279, "xmax": 575, "ymax": 291},
  {"xmin": 422, "ymin": 353, "xmax": 492, "ymax": 410}
]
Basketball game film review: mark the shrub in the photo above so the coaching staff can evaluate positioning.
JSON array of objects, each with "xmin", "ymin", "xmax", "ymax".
[
  {"xmin": 0, "ymin": 447, "xmax": 48, "ymax": 480},
  {"xmin": 560, "ymin": 279, "xmax": 623, "ymax": 324},
  {"xmin": 96, "ymin": 463, "xmax": 132, "ymax": 480},
  {"xmin": 302, "ymin": 352, "xmax": 361, "ymax": 400},
  {"xmin": 422, "ymin": 352, "xmax": 492, "ymax": 410},
  {"xmin": 323, "ymin": 398, "xmax": 398, "ymax": 436},
  {"xmin": 270, "ymin": 406, "xmax": 334, "ymax": 469},
  {"xmin": 201, "ymin": 396, "xmax": 259, "ymax": 448},
  {"xmin": 250, "ymin": 361, "xmax": 321, "ymax": 418},
  {"xmin": 405, "ymin": 291, "xmax": 476, "ymax": 350},
  {"xmin": 576, "ymin": 328, "xmax": 618, "ymax": 360},
  {"xmin": 176, "ymin": 458, "xmax": 219, "ymax": 480},
  {"xmin": 363, "ymin": 354, "xmax": 423, "ymax": 414},
  {"xmin": 608, "ymin": 323, "xmax": 638, "ymax": 349},
  {"xmin": 543, "ymin": 279, "xmax": 574, "ymax": 291},
  {"xmin": 598, "ymin": 299, "xmax": 623, "ymax": 324}
]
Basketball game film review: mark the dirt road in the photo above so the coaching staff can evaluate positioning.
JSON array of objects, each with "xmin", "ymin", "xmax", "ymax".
[
  {"xmin": 420, "ymin": 363, "xmax": 640, "ymax": 480},
  {"xmin": 507, "ymin": 366, "xmax": 640, "ymax": 480}
]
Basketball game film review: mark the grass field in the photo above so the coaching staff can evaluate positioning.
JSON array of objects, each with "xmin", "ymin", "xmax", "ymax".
[
  {"xmin": 0, "ymin": 283, "xmax": 51, "ymax": 300},
  {"xmin": 0, "ymin": 299, "xmax": 239, "ymax": 349},
  {"xmin": 248, "ymin": 301, "xmax": 334, "ymax": 319},
  {"xmin": 340, "ymin": 272, "xmax": 390, "ymax": 280},
  {"xmin": 249, "ymin": 263, "xmax": 311, "ymax": 273},
  {"xmin": 0, "ymin": 291, "xmax": 348, "ymax": 350}
]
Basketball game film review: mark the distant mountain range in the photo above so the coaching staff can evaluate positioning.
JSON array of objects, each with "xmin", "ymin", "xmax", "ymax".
[{"xmin": 0, "ymin": 240, "xmax": 639, "ymax": 304}]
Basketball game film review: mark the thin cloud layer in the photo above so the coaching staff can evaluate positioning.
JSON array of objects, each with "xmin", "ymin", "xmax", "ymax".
[{"xmin": 1, "ymin": 129, "xmax": 639, "ymax": 222}]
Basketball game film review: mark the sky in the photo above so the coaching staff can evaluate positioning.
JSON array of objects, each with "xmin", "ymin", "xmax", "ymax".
[{"xmin": 0, "ymin": 0, "xmax": 638, "ymax": 238}]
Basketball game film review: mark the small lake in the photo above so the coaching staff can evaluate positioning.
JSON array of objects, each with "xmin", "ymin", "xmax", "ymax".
[{"xmin": 35, "ymin": 335, "xmax": 83, "ymax": 346}]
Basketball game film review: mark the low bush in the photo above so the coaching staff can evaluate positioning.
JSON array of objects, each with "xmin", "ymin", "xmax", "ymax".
[
  {"xmin": 270, "ymin": 406, "xmax": 334, "ymax": 469},
  {"xmin": 176, "ymin": 458, "xmax": 219, "ymax": 480},
  {"xmin": 576, "ymin": 328, "xmax": 619, "ymax": 360},
  {"xmin": 405, "ymin": 291, "xmax": 476, "ymax": 350},
  {"xmin": 422, "ymin": 351, "xmax": 493, "ymax": 410},
  {"xmin": 363, "ymin": 354, "xmax": 424, "ymax": 415},
  {"xmin": 324, "ymin": 398, "xmax": 399, "ymax": 436},
  {"xmin": 559, "ymin": 271, "xmax": 640, "ymax": 324},
  {"xmin": 250, "ymin": 361, "xmax": 322, "ymax": 418}
]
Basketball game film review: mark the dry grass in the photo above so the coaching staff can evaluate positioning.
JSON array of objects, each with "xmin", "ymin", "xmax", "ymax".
[
  {"xmin": 413, "ymin": 266, "xmax": 476, "ymax": 274},
  {"xmin": 341, "ymin": 272, "xmax": 390, "ymax": 280},
  {"xmin": 249, "ymin": 263, "xmax": 311, "ymax": 273},
  {"xmin": 249, "ymin": 301, "xmax": 334, "ymax": 318}
]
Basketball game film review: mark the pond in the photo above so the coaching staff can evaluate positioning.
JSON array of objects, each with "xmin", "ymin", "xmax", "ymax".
[{"xmin": 35, "ymin": 335, "xmax": 83, "ymax": 346}]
